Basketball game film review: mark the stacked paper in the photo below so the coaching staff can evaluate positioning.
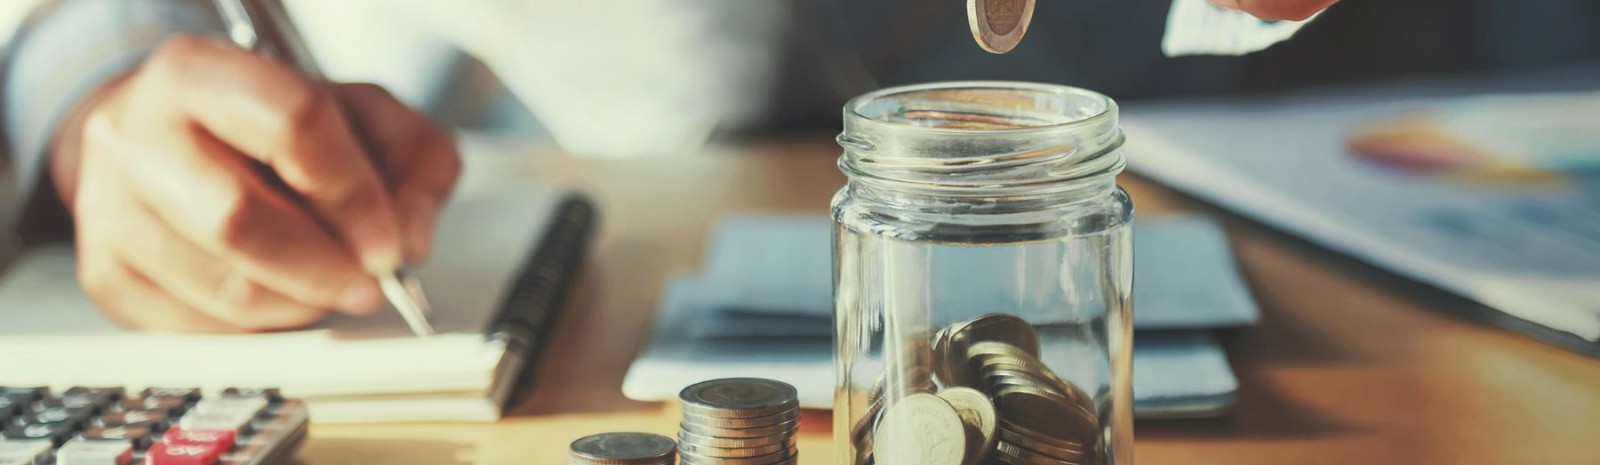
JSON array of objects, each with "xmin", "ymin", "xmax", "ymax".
[{"xmin": 624, "ymin": 214, "xmax": 1259, "ymax": 417}]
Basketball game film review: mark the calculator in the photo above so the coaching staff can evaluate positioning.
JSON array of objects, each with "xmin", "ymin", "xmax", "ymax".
[{"xmin": 0, "ymin": 387, "xmax": 308, "ymax": 465}]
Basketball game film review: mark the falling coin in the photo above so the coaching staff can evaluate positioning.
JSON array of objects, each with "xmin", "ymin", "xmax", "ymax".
[{"xmin": 967, "ymin": 0, "xmax": 1037, "ymax": 54}]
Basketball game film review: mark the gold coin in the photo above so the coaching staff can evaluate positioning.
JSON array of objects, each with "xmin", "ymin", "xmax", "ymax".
[
  {"xmin": 992, "ymin": 385, "xmax": 1099, "ymax": 444},
  {"xmin": 856, "ymin": 428, "xmax": 875, "ymax": 465},
  {"xmin": 951, "ymin": 315, "xmax": 1041, "ymax": 356},
  {"xmin": 966, "ymin": 0, "xmax": 1037, "ymax": 54},
  {"xmin": 981, "ymin": 369, "xmax": 1057, "ymax": 395},
  {"xmin": 969, "ymin": 343, "xmax": 1095, "ymax": 413},
  {"xmin": 873, "ymin": 393, "xmax": 968, "ymax": 465},
  {"xmin": 937, "ymin": 387, "xmax": 998, "ymax": 465},
  {"xmin": 997, "ymin": 419, "xmax": 1088, "ymax": 452},
  {"xmin": 996, "ymin": 426, "xmax": 1087, "ymax": 461},
  {"xmin": 947, "ymin": 315, "xmax": 1041, "ymax": 391},
  {"xmin": 931, "ymin": 327, "xmax": 961, "ymax": 388},
  {"xmin": 995, "ymin": 441, "xmax": 1077, "ymax": 465},
  {"xmin": 852, "ymin": 396, "xmax": 884, "ymax": 444}
]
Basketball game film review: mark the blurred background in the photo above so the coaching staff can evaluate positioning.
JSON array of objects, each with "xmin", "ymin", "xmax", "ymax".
[{"xmin": 5, "ymin": 0, "xmax": 1593, "ymax": 157}]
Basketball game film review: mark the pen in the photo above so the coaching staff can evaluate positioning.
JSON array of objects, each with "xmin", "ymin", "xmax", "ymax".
[{"xmin": 213, "ymin": 0, "xmax": 437, "ymax": 336}]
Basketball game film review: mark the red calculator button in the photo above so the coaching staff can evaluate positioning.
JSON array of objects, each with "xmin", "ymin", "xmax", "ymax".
[
  {"xmin": 144, "ymin": 443, "xmax": 221, "ymax": 465},
  {"xmin": 161, "ymin": 428, "xmax": 236, "ymax": 451}
]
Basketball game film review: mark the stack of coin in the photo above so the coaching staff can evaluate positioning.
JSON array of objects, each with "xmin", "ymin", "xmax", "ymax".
[
  {"xmin": 677, "ymin": 378, "xmax": 800, "ymax": 465},
  {"xmin": 854, "ymin": 313, "xmax": 1102, "ymax": 465},
  {"xmin": 570, "ymin": 432, "xmax": 678, "ymax": 465}
]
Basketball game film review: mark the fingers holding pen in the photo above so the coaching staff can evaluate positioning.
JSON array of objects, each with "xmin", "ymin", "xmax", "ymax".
[{"xmin": 140, "ymin": 36, "xmax": 405, "ymax": 274}]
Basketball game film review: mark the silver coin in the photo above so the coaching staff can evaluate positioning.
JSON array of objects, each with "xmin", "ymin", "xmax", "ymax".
[
  {"xmin": 684, "ymin": 461, "xmax": 796, "ymax": 465},
  {"xmin": 569, "ymin": 432, "xmax": 677, "ymax": 464},
  {"xmin": 676, "ymin": 439, "xmax": 790, "ymax": 458},
  {"xmin": 966, "ymin": 0, "xmax": 1036, "ymax": 54},
  {"xmin": 851, "ymin": 396, "xmax": 884, "ymax": 445},
  {"xmin": 994, "ymin": 385, "xmax": 1098, "ymax": 443},
  {"xmin": 931, "ymin": 327, "xmax": 962, "ymax": 388},
  {"xmin": 677, "ymin": 430, "xmax": 797, "ymax": 450},
  {"xmin": 680, "ymin": 378, "xmax": 799, "ymax": 419},
  {"xmin": 995, "ymin": 418, "xmax": 1088, "ymax": 453},
  {"xmin": 937, "ymin": 387, "xmax": 998, "ymax": 465},
  {"xmin": 681, "ymin": 460, "xmax": 796, "ymax": 465},
  {"xmin": 677, "ymin": 445, "xmax": 796, "ymax": 465},
  {"xmin": 994, "ymin": 441, "xmax": 1078, "ymax": 465},
  {"xmin": 996, "ymin": 427, "xmax": 1085, "ymax": 461},
  {"xmin": 947, "ymin": 315, "xmax": 1041, "ymax": 388},
  {"xmin": 872, "ymin": 394, "xmax": 967, "ymax": 465},
  {"xmin": 680, "ymin": 419, "xmax": 798, "ymax": 439},
  {"xmin": 682, "ymin": 409, "xmax": 800, "ymax": 429}
]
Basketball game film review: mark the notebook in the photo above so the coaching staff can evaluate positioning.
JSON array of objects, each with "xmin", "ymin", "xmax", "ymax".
[
  {"xmin": 696, "ymin": 215, "xmax": 1260, "ymax": 330},
  {"xmin": 0, "ymin": 171, "xmax": 595, "ymax": 423},
  {"xmin": 624, "ymin": 214, "xmax": 1255, "ymax": 418}
]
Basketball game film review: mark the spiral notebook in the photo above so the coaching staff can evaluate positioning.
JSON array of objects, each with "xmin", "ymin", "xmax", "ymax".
[{"xmin": 0, "ymin": 184, "xmax": 595, "ymax": 423}]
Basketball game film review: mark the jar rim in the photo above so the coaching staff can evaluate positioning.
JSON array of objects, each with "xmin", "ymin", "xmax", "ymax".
[{"xmin": 844, "ymin": 81, "xmax": 1118, "ymax": 136}]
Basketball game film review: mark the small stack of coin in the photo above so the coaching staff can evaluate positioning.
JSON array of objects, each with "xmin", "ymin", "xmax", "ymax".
[
  {"xmin": 570, "ymin": 432, "xmax": 678, "ymax": 465},
  {"xmin": 677, "ymin": 378, "xmax": 800, "ymax": 465}
]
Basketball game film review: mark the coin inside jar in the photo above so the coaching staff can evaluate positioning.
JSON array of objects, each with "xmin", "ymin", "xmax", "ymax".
[
  {"xmin": 942, "ymin": 314, "xmax": 1041, "ymax": 388},
  {"xmin": 993, "ymin": 385, "xmax": 1099, "ymax": 443},
  {"xmin": 935, "ymin": 387, "xmax": 997, "ymax": 465},
  {"xmin": 872, "ymin": 394, "xmax": 967, "ymax": 465}
]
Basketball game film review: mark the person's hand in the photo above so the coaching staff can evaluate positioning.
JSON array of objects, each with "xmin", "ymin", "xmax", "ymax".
[
  {"xmin": 1208, "ymin": 0, "xmax": 1338, "ymax": 21},
  {"xmin": 50, "ymin": 35, "xmax": 461, "ymax": 332}
]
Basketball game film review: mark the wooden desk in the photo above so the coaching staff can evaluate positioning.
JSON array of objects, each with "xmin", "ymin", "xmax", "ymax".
[{"xmin": 306, "ymin": 141, "xmax": 1600, "ymax": 465}]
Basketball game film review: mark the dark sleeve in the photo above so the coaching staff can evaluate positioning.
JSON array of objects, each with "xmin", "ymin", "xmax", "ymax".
[{"xmin": 0, "ymin": 0, "xmax": 226, "ymax": 243}]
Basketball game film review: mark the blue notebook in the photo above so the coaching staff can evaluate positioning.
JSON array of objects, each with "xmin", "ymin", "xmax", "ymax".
[
  {"xmin": 623, "ymin": 214, "xmax": 1257, "ymax": 418},
  {"xmin": 697, "ymin": 214, "xmax": 1259, "ymax": 331}
]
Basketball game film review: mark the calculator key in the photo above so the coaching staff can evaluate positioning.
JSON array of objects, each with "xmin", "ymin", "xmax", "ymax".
[
  {"xmin": 0, "ymin": 389, "xmax": 47, "ymax": 404},
  {"xmin": 95, "ymin": 411, "xmax": 171, "ymax": 430},
  {"xmin": 144, "ymin": 442, "xmax": 221, "ymax": 465},
  {"xmin": 187, "ymin": 399, "xmax": 265, "ymax": 419},
  {"xmin": 0, "ymin": 438, "xmax": 53, "ymax": 465},
  {"xmin": 64, "ymin": 388, "xmax": 125, "ymax": 403},
  {"xmin": 32, "ymin": 400, "xmax": 101, "ymax": 419},
  {"xmin": 161, "ymin": 428, "xmax": 235, "ymax": 451},
  {"xmin": 117, "ymin": 398, "xmax": 186, "ymax": 416},
  {"xmin": 20, "ymin": 406, "xmax": 92, "ymax": 425},
  {"xmin": 81, "ymin": 425, "xmax": 156, "ymax": 450},
  {"xmin": 218, "ymin": 389, "xmax": 279, "ymax": 405},
  {"xmin": 57, "ymin": 439, "xmax": 133, "ymax": 465},
  {"xmin": 174, "ymin": 412, "xmax": 252, "ymax": 438},
  {"xmin": 136, "ymin": 390, "xmax": 199, "ymax": 404},
  {"xmin": 2, "ymin": 421, "xmax": 78, "ymax": 445}
]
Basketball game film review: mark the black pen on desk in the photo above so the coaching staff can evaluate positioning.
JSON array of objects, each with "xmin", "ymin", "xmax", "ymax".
[{"xmin": 212, "ymin": 0, "xmax": 437, "ymax": 336}]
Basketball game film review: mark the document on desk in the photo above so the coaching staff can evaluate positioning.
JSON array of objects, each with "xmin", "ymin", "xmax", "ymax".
[
  {"xmin": 696, "ymin": 214, "xmax": 1260, "ymax": 332},
  {"xmin": 1122, "ymin": 67, "xmax": 1600, "ymax": 354},
  {"xmin": 0, "ymin": 154, "xmax": 595, "ymax": 422},
  {"xmin": 625, "ymin": 214, "xmax": 1256, "ymax": 417}
]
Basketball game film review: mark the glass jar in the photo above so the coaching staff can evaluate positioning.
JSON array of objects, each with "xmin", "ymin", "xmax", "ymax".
[{"xmin": 832, "ymin": 82, "xmax": 1134, "ymax": 465}]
